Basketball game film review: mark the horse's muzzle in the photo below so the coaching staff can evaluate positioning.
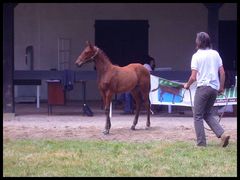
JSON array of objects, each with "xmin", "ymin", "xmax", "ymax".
[{"xmin": 75, "ymin": 62, "xmax": 83, "ymax": 67}]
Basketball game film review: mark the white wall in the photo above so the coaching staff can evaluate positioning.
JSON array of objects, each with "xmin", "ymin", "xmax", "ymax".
[{"xmin": 14, "ymin": 3, "xmax": 237, "ymax": 101}]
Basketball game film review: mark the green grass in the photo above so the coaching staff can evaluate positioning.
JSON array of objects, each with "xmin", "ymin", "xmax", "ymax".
[{"xmin": 3, "ymin": 139, "xmax": 237, "ymax": 177}]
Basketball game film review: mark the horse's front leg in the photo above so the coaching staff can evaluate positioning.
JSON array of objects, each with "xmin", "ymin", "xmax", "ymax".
[
  {"xmin": 103, "ymin": 92, "xmax": 113, "ymax": 135},
  {"xmin": 99, "ymin": 90, "xmax": 106, "ymax": 109}
]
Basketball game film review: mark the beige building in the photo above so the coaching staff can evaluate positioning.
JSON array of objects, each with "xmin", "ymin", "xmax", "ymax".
[{"xmin": 12, "ymin": 3, "xmax": 237, "ymax": 101}]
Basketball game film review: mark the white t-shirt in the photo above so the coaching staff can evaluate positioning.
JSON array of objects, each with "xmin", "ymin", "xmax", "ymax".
[{"xmin": 191, "ymin": 49, "xmax": 223, "ymax": 90}]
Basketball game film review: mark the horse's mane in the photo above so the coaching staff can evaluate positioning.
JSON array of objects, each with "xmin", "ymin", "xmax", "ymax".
[{"xmin": 95, "ymin": 46, "xmax": 112, "ymax": 65}]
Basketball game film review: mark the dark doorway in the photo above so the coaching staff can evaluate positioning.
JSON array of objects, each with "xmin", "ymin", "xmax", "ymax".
[
  {"xmin": 218, "ymin": 20, "xmax": 237, "ymax": 71},
  {"xmin": 95, "ymin": 20, "xmax": 149, "ymax": 67}
]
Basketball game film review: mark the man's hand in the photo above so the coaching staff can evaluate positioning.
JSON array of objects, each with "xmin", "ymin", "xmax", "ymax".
[
  {"xmin": 184, "ymin": 83, "xmax": 190, "ymax": 89},
  {"xmin": 218, "ymin": 87, "xmax": 224, "ymax": 95}
]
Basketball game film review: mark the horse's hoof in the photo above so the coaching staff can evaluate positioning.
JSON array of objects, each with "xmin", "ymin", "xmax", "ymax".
[
  {"xmin": 102, "ymin": 130, "xmax": 109, "ymax": 135},
  {"xmin": 131, "ymin": 126, "xmax": 136, "ymax": 130}
]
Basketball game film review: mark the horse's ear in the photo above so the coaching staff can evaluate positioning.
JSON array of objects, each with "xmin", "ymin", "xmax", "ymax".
[{"xmin": 86, "ymin": 41, "xmax": 94, "ymax": 49}]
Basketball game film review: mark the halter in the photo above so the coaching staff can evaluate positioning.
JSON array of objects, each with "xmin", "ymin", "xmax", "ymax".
[{"xmin": 87, "ymin": 47, "xmax": 99, "ymax": 61}]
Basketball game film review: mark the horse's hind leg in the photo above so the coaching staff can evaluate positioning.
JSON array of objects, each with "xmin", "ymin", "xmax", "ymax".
[
  {"xmin": 130, "ymin": 88, "xmax": 141, "ymax": 130},
  {"xmin": 143, "ymin": 97, "xmax": 151, "ymax": 129},
  {"xmin": 139, "ymin": 85, "xmax": 151, "ymax": 129}
]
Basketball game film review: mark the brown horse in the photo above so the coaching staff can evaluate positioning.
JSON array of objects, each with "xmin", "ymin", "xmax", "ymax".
[{"xmin": 75, "ymin": 41, "xmax": 151, "ymax": 135}]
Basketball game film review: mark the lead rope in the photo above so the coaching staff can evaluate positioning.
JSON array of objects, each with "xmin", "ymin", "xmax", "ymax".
[{"xmin": 183, "ymin": 89, "xmax": 228, "ymax": 131}]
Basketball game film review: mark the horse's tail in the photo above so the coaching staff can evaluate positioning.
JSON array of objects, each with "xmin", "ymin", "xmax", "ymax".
[{"xmin": 151, "ymin": 84, "xmax": 160, "ymax": 92}]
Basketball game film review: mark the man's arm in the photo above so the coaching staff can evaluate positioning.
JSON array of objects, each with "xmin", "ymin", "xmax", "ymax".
[
  {"xmin": 184, "ymin": 69, "xmax": 197, "ymax": 89},
  {"xmin": 218, "ymin": 66, "xmax": 225, "ymax": 94}
]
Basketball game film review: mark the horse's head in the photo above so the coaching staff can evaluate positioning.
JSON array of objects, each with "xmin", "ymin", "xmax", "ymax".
[{"xmin": 75, "ymin": 41, "xmax": 99, "ymax": 67}]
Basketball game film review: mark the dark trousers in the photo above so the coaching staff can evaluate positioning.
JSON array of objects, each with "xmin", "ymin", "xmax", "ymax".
[
  {"xmin": 124, "ymin": 92, "xmax": 133, "ymax": 113},
  {"xmin": 194, "ymin": 86, "xmax": 224, "ymax": 146}
]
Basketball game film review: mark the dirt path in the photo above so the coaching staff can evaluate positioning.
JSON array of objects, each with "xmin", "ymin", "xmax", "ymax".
[{"xmin": 3, "ymin": 113, "xmax": 237, "ymax": 144}]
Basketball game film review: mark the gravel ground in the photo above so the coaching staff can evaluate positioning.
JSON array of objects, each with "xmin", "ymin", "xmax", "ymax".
[{"xmin": 3, "ymin": 109, "xmax": 237, "ymax": 144}]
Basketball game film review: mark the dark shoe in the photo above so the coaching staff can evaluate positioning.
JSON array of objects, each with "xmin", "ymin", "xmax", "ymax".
[
  {"xmin": 196, "ymin": 144, "xmax": 206, "ymax": 148},
  {"xmin": 221, "ymin": 135, "xmax": 230, "ymax": 147}
]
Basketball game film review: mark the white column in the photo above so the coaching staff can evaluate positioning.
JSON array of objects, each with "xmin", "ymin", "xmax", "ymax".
[
  {"xmin": 37, "ymin": 85, "xmax": 40, "ymax": 108},
  {"xmin": 168, "ymin": 105, "xmax": 172, "ymax": 114}
]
